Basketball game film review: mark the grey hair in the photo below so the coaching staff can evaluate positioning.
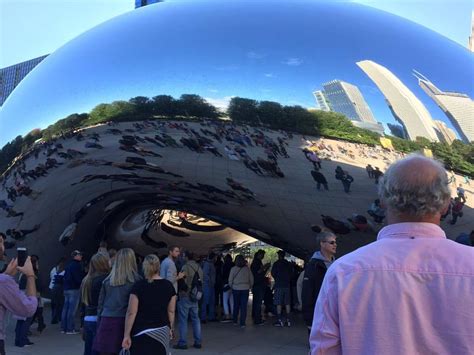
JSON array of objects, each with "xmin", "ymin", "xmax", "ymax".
[
  {"xmin": 378, "ymin": 154, "xmax": 451, "ymax": 217},
  {"xmin": 317, "ymin": 231, "xmax": 336, "ymax": 246}
]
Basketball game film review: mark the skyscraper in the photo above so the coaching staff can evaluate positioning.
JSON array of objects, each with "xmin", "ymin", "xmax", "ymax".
[
  {"xmin": 322, "ymin": 80, "xmax": 377, "ymax": 123},
  {"xmin": 0, "ymin": 55, "xmax": 48, "ymax": 106},
  {"xmin": 414, "ymin": 70, "xmax": 474, "ymax": 143},
  {"xmin": 313, "ymin": 90, "xmax": 330, "ymax": 111},
  {"xmin": 356, "ymin": 60, "xmax": 439, "ymax": 142},
  {"xmin": 469, "ymin": 12, "xmax": 474, "ymax": 52},
  {"xmin": 433, "ymin": 120, "xmax": 457, "ymax": 144},
  {"xmin": 135, "ymin": 0, "xmax": 162, "ymax": 9}
]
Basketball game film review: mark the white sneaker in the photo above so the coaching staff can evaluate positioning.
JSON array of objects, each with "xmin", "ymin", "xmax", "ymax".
[{"xmin": 66, "ymin": 331, "xmax": 79, "ymax": 335}]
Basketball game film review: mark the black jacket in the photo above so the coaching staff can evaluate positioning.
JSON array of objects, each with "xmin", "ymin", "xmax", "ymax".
[
  {"xmin": 311, "ymin": 171, "xmax": 327, "ymax": 184},
  {"xmin": 302, "ymin": 257, "xmax": 328, "ymax": 327}
]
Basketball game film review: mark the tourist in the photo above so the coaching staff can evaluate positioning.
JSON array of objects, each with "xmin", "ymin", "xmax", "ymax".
[
  {"xmin": 49, "ymin": 257, "xmax": 66, "ymax": 324},
  {"xmin": 0, "ymin": 234, "xmax": 9, "ymax": 273},
  {"xmin": 220, "ymin": 254, "xmax": 234, "ymax": 323},
  {"xmin": 367, "ymin": 199, "xmax": 385, "ymax": 223},
  {"xmin": 263, "ymin": 276, "xmax": 275, "ymax": 318},
  {"xmin": 200, "ymin": 252, "xmax": 217, "ymax": 323},
  {"xmin": 250, "ymin": 250, "xmax": 269, "ymax": 325},
  {"xmin": 93, "ymin": 248, "xmax": 140, "ymax": 354},
  {"xmin": 450, "ymin": 197, "xmax": 464, "ymax": 225},
  {"xmin": 455, "ymin": 230, "xmax": 474, "ymax": 247},
  {"xmin": 160, "ymin": 246, "xmax": 185, "ymax": 293},
  {"xmin": 80, "ymin": 253, "xmax": 110, "ymax": 355},
  {"xmin": 456, "ymin": 184, "xmax": 466, "ymax": 203},
  {"xmin": 373, "ymin": 167, "xmax": 384, "ymax": 184},
  {"xmin": 228, "ymin": 254, "xmax": 253, "ymax": 328},
  {"xmin": 174, "ymin": 251, "xmax": 203, "ymax": 350},
  {"xmin": 122, "ymin": 254, "xmax": 176, "ymax": 355},
  {"xmin": 310, "ymin": 169, "xmax": 329, "ymax": 191},
  {"xmin": 0, "ymin": 256, "xmax": 37, "ymax": 353},
  {"xmin": 302, "ymin": 232, "xmax": 337, "ymax": 337},
  {"xmin": 365, "ymin": 164, "xmax": 374, "ymax": 178},
  {"xmin": 214, "ymin": 255, "xmax": 224, "ymax": 319},
  {"xmin": 310, "ymin": 155, "xmax": 474, "ymax": 354},
  {"xmin": 61, "ymin": 250, "xmax": 85, "ymax": 334},
  {"xmin": 271, "ymin": 250, "xmax": 292, "ymax": 327},
  {"xmin": 29, "ymin": 255, "xmax": 46, "ymax": 334}
]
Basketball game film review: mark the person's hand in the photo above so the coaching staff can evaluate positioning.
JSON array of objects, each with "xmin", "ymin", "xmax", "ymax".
[
  {"xmin": 17, "ymin": 256, "xmax": 35, "ymax": 277},
  {"xmin": 5, "ymin": 258, "xmax": 18, "ymax": 276},
  {"xmin": 177, "ymin": 271, "xmax": 186, "ymax": 280},
  {"xmin": 122, "ymin": 336, "xmax": 132, "ymax": 350}
]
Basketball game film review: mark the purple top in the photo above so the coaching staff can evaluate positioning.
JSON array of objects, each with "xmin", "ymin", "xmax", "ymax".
[{"xmin": 0, "ymin": 274, "xmax": 38, "ymax": 340}]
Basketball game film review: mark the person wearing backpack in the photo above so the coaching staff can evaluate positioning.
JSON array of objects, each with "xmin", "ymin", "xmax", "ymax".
[
  {"xmin": 174, "ymin": 251, "xmax": 203, "ymax": 350},
  {"xmin": 302, "ymin": 232, "xmax": 337, "ymax": 339}
]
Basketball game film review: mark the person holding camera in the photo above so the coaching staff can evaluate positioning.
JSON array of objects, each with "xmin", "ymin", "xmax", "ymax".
[{"xmin": 0, "ymin": 245, "xmax": 38, "ymax": 355}]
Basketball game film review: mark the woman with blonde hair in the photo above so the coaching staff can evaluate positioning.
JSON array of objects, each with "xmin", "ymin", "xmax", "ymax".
[
  {"xmin": 80, "ymin": 253, "xmax": 110, "ymax": 355},
  {"xmin": 122, "ymin": 254, "xmax": 176, "ymax": 355},
  {"xmin": 93, "ymin": 248, "xmax": 140, "ymax": 355}
]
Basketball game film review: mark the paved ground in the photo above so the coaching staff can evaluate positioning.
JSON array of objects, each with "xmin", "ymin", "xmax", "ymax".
[{"xmin": 4, "ymin": 303, "xmax": 308, "ymax": 355}]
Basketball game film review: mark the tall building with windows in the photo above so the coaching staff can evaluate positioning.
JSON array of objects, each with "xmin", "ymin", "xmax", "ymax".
[
  {"xmin": 0, "ymin": 55, "xmax": 48, "ymax": 106},
  {"xmin": 414, "ymin": 70, "xmax": 473, "ymax": 143},
  {"xmin": 321, "ymin": 80, "xmax": 377, "ymax": 123},
  {"xmin": 135, "ymin": 0, "xmax": 162, "ymax": 9},
  {"xmin": 433, "ymin": 120, "xmax": 457, "ymax": 144},
  {"xmin": 356, "ymin": 60, "xmax": 439, "ymax": 142},
  {"xmin": 313, "ymin": 90, "xmax": 330, "ymax": 111}
]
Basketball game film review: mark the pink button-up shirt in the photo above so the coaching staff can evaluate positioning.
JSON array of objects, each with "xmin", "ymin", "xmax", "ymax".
[{"xmin": 310, "ymin": 222, "xmax": 474, "ymax": 355}]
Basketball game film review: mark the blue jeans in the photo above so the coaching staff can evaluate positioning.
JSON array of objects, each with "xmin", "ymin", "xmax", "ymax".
[
  {"xmin": 61, "ymin": 289, "xmax": 80, "ymax": 332},
  {"xmin": 252, "ymin": 285, "xmax": 264, "ymax": 323},
  {"xmin": 200, "ymin": 284, "xmax": 215, "ymax": 321},
  {"xmin": 14, "ymin": 318, "xmax": 31, "ymax": 347},
  {"xmin": 83, "ymin": 320, "xmax": 99, "ymax": 355},
  {"xmin": 177, "ymin": 297, "xmax": 202, "ymax": 346},
  {"xmin": 232, "ymin": 289, "xmax": 249, "ymax": 326}
]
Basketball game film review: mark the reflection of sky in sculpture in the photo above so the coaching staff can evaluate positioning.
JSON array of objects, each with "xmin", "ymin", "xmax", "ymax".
[{"xmin": 1, "ymin": 0, "xmax": 473, "ymax": 144}]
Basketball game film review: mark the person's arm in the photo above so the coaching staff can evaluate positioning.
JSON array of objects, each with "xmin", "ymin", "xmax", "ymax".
[
  {"xmin": 97, "ymin": 281, "xmax": 106, "ymax": 317},
  {"xmin": 168, "ymin": 295, "xmax": 177, "ymax": 339},
  {"xmin": 309, "ymin": 269, "xmax": 341, "ymax": 354},
  {"xmin": 228, "ymin": 268, "xmax": 235, "ymax": 288},
  {"xmin": 122, "ymin": 294, "xmax": 139, "ymax": 350}
]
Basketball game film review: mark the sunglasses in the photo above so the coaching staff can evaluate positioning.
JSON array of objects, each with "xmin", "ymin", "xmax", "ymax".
[{"xmin": 323, "ymin": 241, "xmax": 337, "ymax": 245}]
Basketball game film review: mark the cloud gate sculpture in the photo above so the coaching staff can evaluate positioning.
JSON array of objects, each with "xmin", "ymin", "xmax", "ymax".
[{"xmin": 1, "ymin": 0, "xmax": 473, "ymax": 285}]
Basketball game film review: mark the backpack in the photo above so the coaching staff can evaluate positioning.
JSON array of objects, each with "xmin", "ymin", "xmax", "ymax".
[{"xmin": 189, "ymin": 265, "xmax": 203, "ymax": 302}]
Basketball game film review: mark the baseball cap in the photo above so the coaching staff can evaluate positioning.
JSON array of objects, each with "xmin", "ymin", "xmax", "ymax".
[{"xmin": 71, "ymin": 250, "xmax": 83, "ymax": 257}]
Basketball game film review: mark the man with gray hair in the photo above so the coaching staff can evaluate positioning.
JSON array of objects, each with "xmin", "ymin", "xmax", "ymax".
[{"xmin": 309, "ymin": 155, "xmax": 474, "ymax": 354}]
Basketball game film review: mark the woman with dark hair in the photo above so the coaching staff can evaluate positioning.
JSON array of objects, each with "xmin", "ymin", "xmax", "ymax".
[
  {"xmin": 122, "ymin": 254, "xmax": 176, "ymax": 355},
  {"xmin": 220, "ymin": 254, "xmax": 235, "ymax": 323},
  {"xmin": 80, "ymin": 253, "xmax": 110, "ymax": 355},
  {"xmin": 228, "ymin": 255, "xmax": 253, "ymax": 328}
]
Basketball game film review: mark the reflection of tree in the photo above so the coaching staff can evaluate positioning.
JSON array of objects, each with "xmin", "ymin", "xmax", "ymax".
[{"xmin": 1, "ymin": 92, "xmax": 473, "ymax": 178}]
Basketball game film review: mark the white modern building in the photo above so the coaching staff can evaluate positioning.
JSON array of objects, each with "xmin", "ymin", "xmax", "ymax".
[
  {"xmin": 414, "ymin": 70, "xmax": 473, "ymax": 143},
  {"xmin": 321, "ymin": 80, "xmax": 377, "ymax": 123},
  {"xmin": 356, "ymin": 60, "xmax": 439, "ymax": 142},
  {"xmin": 313, "ymin": 90, "xmax": 330, "ymax": 111},
  {"xmin": 433, "ymin": 120, "xmax": 457, "ymax": 144}
]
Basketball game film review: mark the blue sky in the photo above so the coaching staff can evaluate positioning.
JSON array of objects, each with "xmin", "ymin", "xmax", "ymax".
[{"xmin": 0, "ymin": 0, "xmax": 472, "ymax": 68}]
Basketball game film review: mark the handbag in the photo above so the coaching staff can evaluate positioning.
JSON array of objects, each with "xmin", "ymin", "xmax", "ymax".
[{"xmin": 119, "ymin": 349, "xmax": 130, "ymax": 355}]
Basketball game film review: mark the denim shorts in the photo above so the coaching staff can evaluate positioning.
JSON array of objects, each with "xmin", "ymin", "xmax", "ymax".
[{"xmin": 273, "ymin": 287, "xmax": 290, "ymax": 305}]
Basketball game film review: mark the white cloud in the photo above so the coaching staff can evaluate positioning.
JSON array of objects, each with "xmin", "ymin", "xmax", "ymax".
[
  {"xmin": 247, "ymin": 51, "xmax": 266, "ymax": 59},
  {"xmin": 282, "ymin": 57, "xmax": 303, "ymax": 66},
  {"xmin": 264, "ymin": 73, "xmax": 275, "ymax": 78},
  {"xmin": 208, "ymin": 88, "xmax": 219, "ymax": 93}
]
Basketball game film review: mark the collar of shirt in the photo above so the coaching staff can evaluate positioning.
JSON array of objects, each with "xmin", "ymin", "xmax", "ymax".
[{"xmin": 377, "ymin": 222, "xmax": 446, "ymax": 241}]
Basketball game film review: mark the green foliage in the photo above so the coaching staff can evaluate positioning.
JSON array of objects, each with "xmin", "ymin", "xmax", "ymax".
[
  {"xmin": 152, "ymin": 95, "xmax": 178, "ymax": 117},
  {"xmin": 89, "ymin": 101, "xmax": 137, "ymax": 124},
  {"xmin": 228, "ymin": 97, "xmax": 259, "ymax": 124},
  {"xmin": 177, "ymin": 94, "xmax": 220, "ymax": 119}
]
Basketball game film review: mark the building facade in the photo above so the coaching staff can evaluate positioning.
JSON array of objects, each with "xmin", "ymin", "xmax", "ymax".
[
  {"xmin": 415, "ymin": 71, "xmax": 473, "ymax": 143},
  {"xmin": 469, "ymin": 12, "xmax": 474, "ymax": 52},
  {"xmin": 433, "ymin": 120, "xmax": 457, "ymax": 144},
  {"xmin": 0, "ymin": 55, "xmax": 48, "ymax": 106},
  {"xmin": 387, "ymin": 123, "xmax": 407, "ymax": 139},
  {"xmin": 135, "ymin": 0, "xmax": 162, "ymax": 9},
  {"xmin": 357, "ymin": 60, "xmax": 439, "ymax": 142},
  {"xmin": 322, "ymin": 80, "xmax": 377, "ymax": 123},
  {"xmin": 313, "ymin": 90, "xmax": 330, "ymax": 111}
]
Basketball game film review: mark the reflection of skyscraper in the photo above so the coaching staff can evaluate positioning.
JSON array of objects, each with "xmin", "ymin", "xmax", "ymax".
[
  {"xmin": 387, "ymin": 123, "xmax": 407, "ymax": 139},
  {"xmin": 414, "ymin": 71, "xmax": 473, "ymax": 143},
  {"xmin": 433, "ymin": 120, "xmax": 457, "ymax": 144},
  {"xmin": 356, "ymin": 60, "xmax": 439, "ymax": 142},
  {"xmin": 135, "ymin": 0, "xmax": 162, "ymax": 9},
  {"xmin": 0, "ymin": 55, "xmax": 48, "ymax": 106},
  {"xmin": 322, "ymin": 80, "xmax": 377, "ymax": 123},
  {"xmin": 313, "ymin": 90, "xmax": 330, "ymax": 111}
]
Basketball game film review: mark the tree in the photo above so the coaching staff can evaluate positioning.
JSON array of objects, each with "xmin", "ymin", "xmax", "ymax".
[
  {"xmin": 177, "ymin": 94, "xmax": 219, "ymax": 119},
  {"xmin": 151, "ymin": 95, "xmax": 178, "ymax": 117},
  {"xmin": 258, "ymin": 101, "xmax": 285, "ymax": 126},
  {"xmin": 228, "ymin": 97, "xmax": 259, "ymax": 124},
  {"xmin": 129, "ymin": 96, "xmax": 152, "ymax": 115}
]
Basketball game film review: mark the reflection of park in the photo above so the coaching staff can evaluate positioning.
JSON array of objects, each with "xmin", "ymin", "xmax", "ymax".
[{"xmin": 0, "ymin": 119, "xmax": 473, "ymax": 288}]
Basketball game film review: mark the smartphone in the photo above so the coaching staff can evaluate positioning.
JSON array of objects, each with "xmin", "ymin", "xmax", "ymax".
[{"xmin": 17, "ymin": 247, "xmax": 27, "ymax": 267}]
